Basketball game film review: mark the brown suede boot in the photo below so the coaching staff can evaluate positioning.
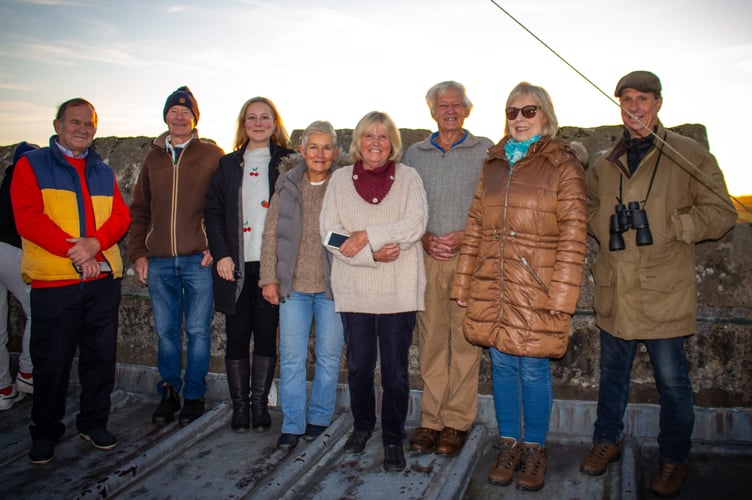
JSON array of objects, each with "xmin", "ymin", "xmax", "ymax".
[
  {"xmin": 516, "ymin": 443, "xmax": 546, "ymax": 491},
  {"xmin": 488, "ymin": 437, "xmax": 520, "ymax": 486},
  {"xmin": 649, "ymin": 463, "xmax": 687, "ymax": 498},
  {"xmin": 580, "ymin": 441, "xmax": 621, "ymax": 476}
]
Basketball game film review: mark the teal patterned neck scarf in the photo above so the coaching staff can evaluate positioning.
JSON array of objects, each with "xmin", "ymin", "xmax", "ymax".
[{"xmin": 504, "ymin": 135, "xmax": 541, "ymax": 166}]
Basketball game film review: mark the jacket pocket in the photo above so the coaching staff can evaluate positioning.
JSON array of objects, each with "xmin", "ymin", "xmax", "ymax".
[
  {"xmin": 591, "ymin": 259, "xmax": 615, "ymax": 316},
  {"xmin": 521, "ymin": 257, "xmax": 549, "ymax": 294}
]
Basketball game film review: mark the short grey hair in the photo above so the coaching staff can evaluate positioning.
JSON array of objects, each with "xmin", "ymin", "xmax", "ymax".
[
  {"xmin": 425, "ymin": 81, "xmax": 473, "ymax": 115},
  {"xmin": 301, "ymin": 120, "xmax": 337, "ymax": 148}
]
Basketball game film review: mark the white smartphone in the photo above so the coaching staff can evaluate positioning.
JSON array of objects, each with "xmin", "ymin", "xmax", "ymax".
[{"xmin": 325, "ymin": 231, "xmax": 349, "ymax": 249}]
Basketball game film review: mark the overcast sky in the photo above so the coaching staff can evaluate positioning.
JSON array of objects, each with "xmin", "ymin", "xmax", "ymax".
[{"xmin": 1, "ymin": 0, "xmax": 750, "ymax": 195}]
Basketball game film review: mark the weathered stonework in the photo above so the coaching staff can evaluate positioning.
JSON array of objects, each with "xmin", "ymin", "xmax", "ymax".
[{"xmin": 2, "ymin": 124, "xmax": 749, "ymax": 408}]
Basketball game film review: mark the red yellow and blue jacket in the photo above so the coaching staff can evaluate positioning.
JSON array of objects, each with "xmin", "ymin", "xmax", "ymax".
[{"xmin": 10, "ymin": 137, "xmax": 131, "ymax": 286}]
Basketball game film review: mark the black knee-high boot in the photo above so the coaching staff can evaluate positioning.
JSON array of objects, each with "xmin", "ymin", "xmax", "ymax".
[
  {"xmin": 225, "ymin": 358, "xmax": 251, "ymax": 432},
  {"xmin": 250, "ymin": 355, "xmax": 276, "ymax": 432}
]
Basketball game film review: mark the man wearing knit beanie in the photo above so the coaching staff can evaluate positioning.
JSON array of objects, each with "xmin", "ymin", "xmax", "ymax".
[
  {"xmin": 129, "ymin": 85, "xmax": 223, "ymax": 428},
  {"xmin": 162, "ymin": 86, "xmax": 200, "ymax": 125}
]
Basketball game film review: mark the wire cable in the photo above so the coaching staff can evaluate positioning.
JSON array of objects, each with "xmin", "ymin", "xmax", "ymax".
[{"xmin": 487, "ymin": 0, "xmax": 749, "ymax": 215}]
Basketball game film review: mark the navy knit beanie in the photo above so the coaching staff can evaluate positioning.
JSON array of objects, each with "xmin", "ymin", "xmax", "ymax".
[
  {"xmin": 12, "ymin": 141, "xmax": 39, "ymax": 166},
  {"xmin": 163, "ymin": 86, "xmax": 200, "ymax": 124}
]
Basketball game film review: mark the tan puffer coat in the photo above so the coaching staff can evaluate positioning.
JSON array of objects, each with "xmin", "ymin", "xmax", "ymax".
[{"xmin": 451, "ymin": 136, "xmax": 587, "ymax": 358}]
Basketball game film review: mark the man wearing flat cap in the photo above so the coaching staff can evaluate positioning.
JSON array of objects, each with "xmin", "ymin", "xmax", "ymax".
[
  {"xmin": 579, "ymin": 71, "xmax": 737, "ymax": 497},
  {"xmin": 128, "ymin": 86, "xmax": 223, "ymax": 427}
]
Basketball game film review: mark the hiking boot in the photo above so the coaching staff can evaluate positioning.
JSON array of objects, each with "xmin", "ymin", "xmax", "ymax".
[
  {"xmin": 344, "ymin": 429, "xmax": 372, "ymax": 453},
  {"xmin": 516, "ymin": 443, "xmax": 547, "ymax": 491},
  {"xmin": 179, "ymin": 398, "xmax": 205, "ymax": 427},
  {"xmin": 383, "ymin": 444, "xmax": 406, "ymax": 472},
  {"xmin": 435, "ymin": 427, "xmax": 468, "ymax": 456},
  {"xmin": 80, "ymin": 428, "xmax": 118, "ymax": 450},
  {"xmin": 649, "ymin": 462, "xmax": 688, "ymax": 498},
  {"xmin": 580, "ymin": 441, "xmax": 621, "ymax": 476},
  {"xmin": 488, "ymin": 437, "xmax": 521, "ymax": 486},
  {"xmin": 409, "ymin": 427, "xmax": 440, "ymax": 454},
  {"xmin": 152, "ymin": 383, "xmax": 181, "ymax": 425}
]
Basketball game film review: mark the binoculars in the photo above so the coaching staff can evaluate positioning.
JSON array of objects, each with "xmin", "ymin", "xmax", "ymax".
[{"xmin": 609, "ymin": 201, "xmax": 653, "ymax": 251}]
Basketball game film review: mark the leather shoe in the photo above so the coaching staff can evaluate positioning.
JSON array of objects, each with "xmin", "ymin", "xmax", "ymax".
[
  {"xmin": 178, "ymin": 397, "xmax": 205, "ymax": 427},
  {"xmin": 152, "ymin": 383, "xmax": 181, "ymax": 425},
  {"xmin": 277, "ymin": 433, "xmax": 302, "ymax": 450},
  {"xmin": 344, "ymin": 429, "xmax": 372, "ymax": 453},
  {"xmin": 580, "ymin": 442, "xmax": 621, "ymax": 476},
  {"xmin": 29, "ymin": 439, "xmax": 55, "ymax": 465},
  {"xmin": 303, "ymin": 424, "xmax": 328, "ymax": 442},
  {"xmin": 435, "ymin": 427, "xmax": 468, "ymax": 456},
  {"xmin": 79, "ymin": 428, "xmax": 118, "ymax": 450},
  {"xmin": 649, "ymin": 462, "xmax": 687, "ymax": 498},
  {"xmin": 383, "ymin": 444, "xmax": 406, "ymax": 472},
  {"xmin": 409, "ymin": 427, "xmax": 440, "ymax": 454}
]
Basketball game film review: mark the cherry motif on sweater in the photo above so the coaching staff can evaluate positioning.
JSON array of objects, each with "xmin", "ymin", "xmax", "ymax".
[{"xmin": 243, "ymin": 220, "xmax": 251, "ymax": 233}]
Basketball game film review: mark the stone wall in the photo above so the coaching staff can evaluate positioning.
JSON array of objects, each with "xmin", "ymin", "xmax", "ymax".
[{"xmin": 2, "ymin": 125, "xmax": 750, "ymax": 408}]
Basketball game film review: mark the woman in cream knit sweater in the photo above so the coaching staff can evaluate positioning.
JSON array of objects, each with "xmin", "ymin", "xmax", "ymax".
[{"xmin": 319, "ymin": 111, "xmax": 428, "ymax": 473}]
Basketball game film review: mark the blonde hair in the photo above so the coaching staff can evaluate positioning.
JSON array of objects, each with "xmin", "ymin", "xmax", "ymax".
[
  {"xmin": 232, "ymin": 96, "xmax": 290, "ymax": 151},
  {"xmin": 349, "ymin": 111, "xmax": 402, "ymax": 163},
  {"xmin": 504, "ymin": 82, "xmax": 558, "ymax": 138}
]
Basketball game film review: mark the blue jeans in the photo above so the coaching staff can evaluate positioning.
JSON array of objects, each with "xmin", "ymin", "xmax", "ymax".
[
  {"xmin": 148, "ymin": 254, "xmax": 214, "ymax": 400},
  {"xmin": 279, "ymin": 292, "xmax": 344, "ymax": 435},
  {"xmin": 342, "ymin": 312, "xmax": 415, "ymax": 446},
  {"xmin": 594, "ymin": 329, "xmax": 694, "ymax": 464},
  {"xmin": 490, "ymin": 348, "xmax": 552, "ymax": 445}
]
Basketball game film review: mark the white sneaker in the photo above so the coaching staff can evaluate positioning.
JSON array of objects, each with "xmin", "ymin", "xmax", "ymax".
[
  {"xmin": 16, "ymin": 373, "xmax": 33, "ymax": 395},
  {"xmin": 0, "ymin": 385, "xmax": 24, "ymax": 410}
]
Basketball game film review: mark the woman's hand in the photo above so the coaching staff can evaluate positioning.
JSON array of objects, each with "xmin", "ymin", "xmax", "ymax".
[
  {"xmin": 457, "ymin": 299, "xmax": 468, "ymax": 308},
  {"xmin": 216, "ymin": 256, "xmax": 236, "ymax": 281},
  {"xmin": 373, "ymin": 243, "xmax": 400, "ymax": 262},
  {"xmin": 339, "ymin": 230, "xmax": 368, "ymax": 258},
  {"xmin": 262, "ymin": 284, "xmax": 280, "ymax": 305}
]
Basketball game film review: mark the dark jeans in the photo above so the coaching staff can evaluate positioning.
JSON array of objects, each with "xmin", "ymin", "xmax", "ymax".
[
  {"xmin": 29, "ymin": 277, "xmax": 121, "ymax": 442},
  {"xmin": 225, "ymin": 261, "xmax": 279, "ymax": 360},
  {"xmin": 593, "ymin": 329, "xmax": 694, "ymax": 463},
  {"xmin": 342, "ymin": 311, "xmax": 415, "ymax": 446}
]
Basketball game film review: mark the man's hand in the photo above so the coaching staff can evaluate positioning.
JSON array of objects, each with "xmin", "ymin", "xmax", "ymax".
[
  {"xmin": 77, "ymin": 258, "xmax": 100, "ymax": 279},
  {"xmin": 422, "ymin": 231, "xmax": 464, "ymax": 260},
  {"xmin": 201, "ymin": 249, "xmax": 213, "ymax": 267},
  {"xmin": 66, "ymin": 237, "xmax": 101, "ymax": 266},
  {"xmin": 134, "ymin": 256, "xmax": 149, "ymax": 285},
  {"xmin": 339, "ymin": 230, "xmax": 368, "ymax": 258},
  {"xmin": 373, "ymin": 243, "xmax": 400, "ymax": 262}
]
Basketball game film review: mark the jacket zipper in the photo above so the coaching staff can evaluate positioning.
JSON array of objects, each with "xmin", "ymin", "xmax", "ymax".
[
  {"xmin": 498, "ymin": 165, "xmax": 514, "ymax": 322},
  {"xmin": 521, "ymin": 256, "xmax": 549, "ymax": 293}
]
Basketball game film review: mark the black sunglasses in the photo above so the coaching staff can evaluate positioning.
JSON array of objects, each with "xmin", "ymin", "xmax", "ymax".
[{"xmin": 505, "ymin": 105, "xmax": 540, "ymax": 120}]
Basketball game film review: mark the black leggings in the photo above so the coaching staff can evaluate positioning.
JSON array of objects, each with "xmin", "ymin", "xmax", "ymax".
[{"xmin": 224, "ymin": 261, "xmax": 279, "ymax": 359}]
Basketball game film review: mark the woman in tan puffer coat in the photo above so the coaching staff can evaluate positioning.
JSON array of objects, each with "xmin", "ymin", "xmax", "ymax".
[{"xmin": 451, "ymin": 82, "xmax": 587, "ymax": 491}]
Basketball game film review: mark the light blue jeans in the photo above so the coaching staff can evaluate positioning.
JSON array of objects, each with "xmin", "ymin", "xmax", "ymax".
[
  {"xmin": 148, "ymin": 254, "xmax": 214, "ymax": 400},
  {"xmin": 490, "ymin": 348, "xmax": 553, "ymax": 445},
  {"xmin": 279, "ymin": 291, "xmax": 344, "ymax": 435},
  {"xmin": 0, "ymin": 242, "xmax": 32, "ymax": 388}
]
